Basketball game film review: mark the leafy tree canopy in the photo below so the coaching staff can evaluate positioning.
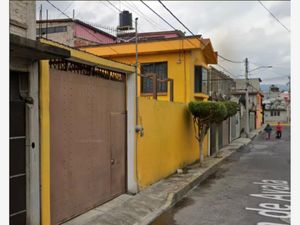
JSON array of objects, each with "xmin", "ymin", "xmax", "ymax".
[{"xmin": 188, "ymin": 100, "xmax": 238, "ymax": 124}]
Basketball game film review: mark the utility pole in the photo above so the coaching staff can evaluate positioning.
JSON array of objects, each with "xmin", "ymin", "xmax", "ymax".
[
  {"xmin": 245, "ymin": 58, "xmax": 250, "ymax": 137},
  {"xmin": 134, "ymin": 17, "xmax": 143, "ymax": 136},
  {"xmin": 135, "ymin": 18, "xmax": 138, "ymax": 126}
]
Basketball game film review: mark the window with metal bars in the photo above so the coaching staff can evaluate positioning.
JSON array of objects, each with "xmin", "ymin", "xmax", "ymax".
[
  {"xmin": 36, "ymin": 26, "xmax": 67, "ymax": 35},
  {"xmin": 141, "ymin": 62, "xmax": 168, "ymax": 93}
]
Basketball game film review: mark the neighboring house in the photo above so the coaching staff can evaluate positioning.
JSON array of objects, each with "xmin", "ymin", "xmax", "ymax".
[
  {"xmin": 263, "ymin": 85, "xmax": 290, "ymax": 123},
  {"xmin": 209, "ymin": 66, "xmax": 235, "ymax": 99},
  {"xmin": 264, "ymin": 109, "xmax": 288, "ymax": 123},
  {"xmin": 269, "ymin": 84, "xmax": 280, "ymax": 98},
  {"xmin": 116, "ymin": 30, "xmax": 185, "ymax": 42},
  {"xmin": 10, "ymin": 2, "xmax": 70, "ymax": 225},
  {"xmin": 232, "ymin": 78, "xmax": 264, "ymax": 133},
  {"xmin": 208, "ymin": 66, "xmax": 240, "ymax": 156},
  {"xmin": 81, "ymin": 35, "xmax": 218, "ymax": 188},
  {"xmin": 36, "ymin": 18, "xmax": 116, "ymax": 47}
]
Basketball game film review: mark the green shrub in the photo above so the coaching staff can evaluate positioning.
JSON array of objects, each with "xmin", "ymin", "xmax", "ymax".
[
  {"xmin": 223, "ymin": 101, "xmax": 239, "ymax": 119},
  {"xmin": 188, "ymin": 101, "xmax": 218, "ymax": 119},
  {"xmin": 212, "ymin": 102, "xmax": 227, "ymax": 123},
  {"xmin": 188, "ymin": 100, "xmax": 238, "ymax": 124}
]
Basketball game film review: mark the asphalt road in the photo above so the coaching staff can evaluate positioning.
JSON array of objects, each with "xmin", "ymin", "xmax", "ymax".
[{"xmin": 151, "ymin": 126, "xmax": 290, "ymax": 225}]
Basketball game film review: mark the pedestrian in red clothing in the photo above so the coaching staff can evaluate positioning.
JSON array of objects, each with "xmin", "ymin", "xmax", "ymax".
[{"xmin": 276, "ymin": 122, "xmax": 283, "ymax": 139}]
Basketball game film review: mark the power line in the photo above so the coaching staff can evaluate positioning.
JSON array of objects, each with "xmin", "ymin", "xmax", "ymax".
[
  {"xmin": 257, "ymin": 0, "xmax": 290, "ymax": 33},
  {"xmin": 106, "ymin": 1, "xmax": 121, "ymax": 12},
  {"xmin": 157, "ymin": 0, "xmax": 244, "ymax": 63},
  {"xmin": 218, "ymin": 55, "xmax": 244, "ymax": 64},
  {"xmin": 128, "ymin": 1, "xmax": 167, "ymax": 30},
  {"xmin": 57, "ymin": 1, "xmax": 73, "ymax": 18},
  {"xmin": 140, "ymin": 0, "xmax": 177, "ymax": 30},
  {"xmin": 158, "ymin": 0, "xmax": 196, "ymax": 36},
  {"xmin": 123, "ymin": 1, "xmax": 163, "ymax": 32},
  {"xmin": 215, "ymin": 63, "xmax": 239, "ymax": 79},
  {"xmin": 46, "ymin": 0, "xmax": 119, "ymax": 53}
]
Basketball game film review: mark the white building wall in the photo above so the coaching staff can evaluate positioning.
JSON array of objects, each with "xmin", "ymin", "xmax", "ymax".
[
  {"xmin": 264, "ymin": 111, "xmax": 288, "ymax": 123},
  {"xmin": 10, "ymin": 1, "xmax": 36, "ymax": 40}
]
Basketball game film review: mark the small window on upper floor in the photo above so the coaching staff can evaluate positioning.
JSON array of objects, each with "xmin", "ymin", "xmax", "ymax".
[
  {"xmin": 141, "ymin": 62, "xmax": 168, "ymax": 94},
  {"xmin": 36, "ymin": 26, "xmax": 68, "ymax": 36},
  {"xmin": 194, "ymin": 66, "xmax": 208, "ymax": 94}
]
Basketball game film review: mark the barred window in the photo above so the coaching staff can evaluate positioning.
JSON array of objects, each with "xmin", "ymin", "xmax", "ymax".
[
  {"xmin": 141, "ymin": 62, "xmax": 168, "ymax": 93},
  {"xmin": 36, "ymin": 26, "xmax": 67, "ymax": 35}
]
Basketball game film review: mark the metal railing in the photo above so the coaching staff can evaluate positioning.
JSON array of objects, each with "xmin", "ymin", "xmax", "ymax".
[{"xmin": 139, "ymin": 72, "xmax": 174, "ymax": 102}]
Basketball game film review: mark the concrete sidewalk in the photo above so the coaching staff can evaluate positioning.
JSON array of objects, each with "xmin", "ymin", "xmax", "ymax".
[{"xmin": 63, "ymin": 128, "xmax": 263, "ymax": 225}]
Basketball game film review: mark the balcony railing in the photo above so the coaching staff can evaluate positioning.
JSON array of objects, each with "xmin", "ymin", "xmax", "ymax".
[{"xmin": 139, "ymin": 72, "xmax": 174, "ymax": 102}]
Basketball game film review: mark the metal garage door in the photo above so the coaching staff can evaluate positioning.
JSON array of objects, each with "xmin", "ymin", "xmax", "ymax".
[
  {"xmin": 49, "ymin": 61, "xmax": 126, "ymax": 225},
  {"xmin": 9, "ymin": 72, "xmax": 27, "ymax": 225}
]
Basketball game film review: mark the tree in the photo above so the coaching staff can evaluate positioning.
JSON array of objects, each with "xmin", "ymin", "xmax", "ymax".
[{"xmin": 188, "ymin": 100, "xmax": 238, "ymax": 165}]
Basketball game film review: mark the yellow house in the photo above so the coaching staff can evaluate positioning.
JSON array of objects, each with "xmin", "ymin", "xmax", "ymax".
[{"xmin": 82, "ymin": 35, "xmax": 218, "ymax": 188}]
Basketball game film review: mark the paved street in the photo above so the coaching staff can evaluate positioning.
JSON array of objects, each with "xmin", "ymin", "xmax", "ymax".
[{"xmin": 151, "ymin": 126, "xmax": 290, "ymax": 225}]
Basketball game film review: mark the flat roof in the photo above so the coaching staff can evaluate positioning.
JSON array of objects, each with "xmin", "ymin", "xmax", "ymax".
[{"xmin": 37, "ymin": 18, "xmax": 117, "ymax": 40}]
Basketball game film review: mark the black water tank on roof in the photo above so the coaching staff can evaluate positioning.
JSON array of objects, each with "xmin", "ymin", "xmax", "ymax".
[{"xmin": 119, "ymin": 10, "xmax": 132, "ymax": 28}]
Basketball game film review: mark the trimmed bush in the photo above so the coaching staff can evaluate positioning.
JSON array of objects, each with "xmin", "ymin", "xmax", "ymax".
[
  {"xmin": 188, "ymin": 100, "xmax": 238, "ymax": 123},
  {"xmin": 223, "ymin": 101, "xmax": 239, "ymax": 119},
  {"xmin": 213, "ymin": 102, "xmax": 227, "ymax": 123}
]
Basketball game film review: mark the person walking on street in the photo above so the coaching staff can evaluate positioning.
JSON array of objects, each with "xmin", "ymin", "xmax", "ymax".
[
  {"xmin": 276, "ymin": 122, "xmax": 283, "ymax": 139},
  {"xmin": 264, "ymin": 124, "xmax": 272, "ymax": 140}
]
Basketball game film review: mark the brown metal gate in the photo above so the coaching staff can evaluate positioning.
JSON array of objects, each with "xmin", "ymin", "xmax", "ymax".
[
  {"xmin": 9, "ymin": 71, "xmax": 27, "ymax": 225},
  {"xmin": 49, "ymin": 63, "xmax": 126, "ymax": 225}
]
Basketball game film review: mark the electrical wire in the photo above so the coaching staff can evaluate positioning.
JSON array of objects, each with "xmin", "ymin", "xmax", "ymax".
[
  {"xmin": 122, "ymin": 1, "xmax": 166, "ymax": 33},
  {"xmin": 157, "ymin": 0, "xmax": 245, "ymax": 63},
  {"xmin": 46, "ymin": 0, "xmax": 119, "ymax": 53},
  {"xmin": 158, "ymin": 0, "xmax": 196, "ymax": 36},
  {"xmin": 140, "ymin": 0, "xmax": 177, "ymax": 31},
  {"xmin": 57, "ymin": 1, "xmax": 73, "ymax": 18},
  {"xmin": 127, "ymin": 1, "xmax": 168, "ymax": 30},
  {"xmin": 106, "ymin": 1, "xmax": 121, "ymax": 12},
  {"xmin": 215, "ymin": 63, "xmax": 239, "ymax": 79},
  {"xmin": 257, "ymin": 0, "xmax": 290, "ymax": 33},
  {"xmin": 218, "ymin": 55, "xmax": 244, "ymax": 64}
]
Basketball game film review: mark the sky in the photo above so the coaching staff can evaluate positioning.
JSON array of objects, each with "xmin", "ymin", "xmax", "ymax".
[{"xmin": 36, "ymin": 1, "xmax": 291, "ymax": 86}]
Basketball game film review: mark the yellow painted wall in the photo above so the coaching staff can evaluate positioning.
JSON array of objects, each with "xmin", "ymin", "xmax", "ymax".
[
  {"xmin": 39, "ymin": 60, "xmax": 51, "ymax": 225},
  {"xmin": 96, "ymin": 50, "xmax": 208, "ymax": 103},
  {"xmin": 84, "ymin": 43, "xmax": 211, "ymax": 188},
  {"xmin": 137, "ymin": 98, "xmax": 208, "ymax": 188},
  {"xmin": 256, "ymin": 94, "xmax": 263, "ymax": 129}
]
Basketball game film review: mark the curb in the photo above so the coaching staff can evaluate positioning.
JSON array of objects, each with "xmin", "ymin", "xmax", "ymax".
[{"xmin": 140, "ymin": 135, "xmax": 256, "ymax": 225}]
